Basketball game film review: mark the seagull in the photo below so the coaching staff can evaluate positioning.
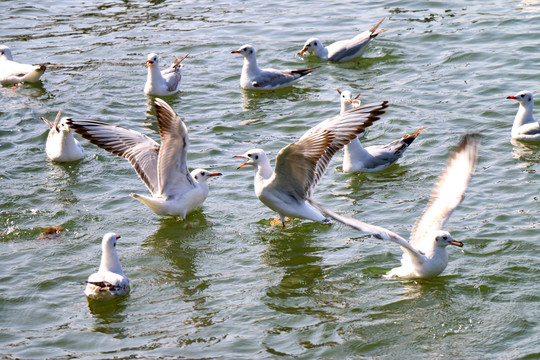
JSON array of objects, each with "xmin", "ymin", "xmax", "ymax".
[
  {"xmin": 309, "ymin": 134, "xmax": 480, "ymax": 279},
  {"xmin": 40, "ymin": 110, "xmax": 85, "ymax": 162},
  {"xmin": 235, "ymin": 101, "xmax": 388, "ymax": 227},
  {"xmin": 67, "ymin": 98, "xmax": 222, "ymax": 220},
  {"xmin": 144, "ymin": 52, "xmax": 189, "ymax": 96},
  {"xmin": 0, "ymin": 45, "xmax": 47, "ymax": 84},
  {"xmin": 85, "ymin": 233, "xmax": 130, "ymax": 299},
  {"xmin": 232, "ymin": 44, "xmax": 317, "ymax": 90},
  {"xmin": 337, "ymin": 89, "xmax": 424, "ymax": 173},
  {"xmin": 298, "ymin": 18, "xmax": 387, "ymax": 62},
  {"xmin": 506, "ymin": 91, "xmax": 540, "ymax": 142}
]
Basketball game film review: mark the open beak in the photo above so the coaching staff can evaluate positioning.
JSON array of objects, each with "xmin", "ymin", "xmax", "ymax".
[
  {"xmin": 449, "ymin": 239, "xmax": 463, "ymax": 247},
  {"xmin": 234, "ymin": 155, "xmax": 248, "ymax": 169},
  {"xmin": 297, "ymin": 48, "xmax": 307, "ymax": 55},
  {"xmin": 146, "ymin": 60, "xmax": 153, "ymax": 68},
  {"xmin": 231, "ymin": 50, "xmax": 240, "ymax": 54},
  {"xmin": 208, "ymin": 172, "xmax": 222, "ymax": 177},
  {"xmin": 506, "ymin": 95, "xmax": 517, "ymax": 100}
]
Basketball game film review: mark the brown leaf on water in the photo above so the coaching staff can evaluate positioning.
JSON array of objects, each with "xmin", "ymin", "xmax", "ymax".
[{"xmin": 38, "ymin": 225, "xmax": 64, "ymax": 240}]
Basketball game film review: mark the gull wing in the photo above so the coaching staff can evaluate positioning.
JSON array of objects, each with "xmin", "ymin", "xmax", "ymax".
[
  {"xmin": 308, "ymin": 199, "xmax": 425, "ymax": 262},
  {"xmin": 153, "ymin": 98, "xmax": 196, "ymax": 197},
  {"xmin": 270, "ymin": 102, "xmax": 387, "ymax": 200},
  {"xmin": 304, "ymin": 102, "xmax": 390, "ymax": 197},
  {"xmin": 253, "ymin": 67, "xmax": 316, "ymax": 89},
  {"xmin": 410, "ymin": 134, "xmax": 480, "ymax": 247},
  {"xmin": 66, "ymin": 118, "xmax": 160, "ymax": 195},
  {"xmin": 327, "ymin": 18, "xmax": 386, "ymax": 62}
]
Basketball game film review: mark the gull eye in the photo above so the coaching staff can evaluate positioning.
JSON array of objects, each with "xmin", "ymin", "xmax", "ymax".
[
  {"xmin": 255, "ymin": 155, "xmax": 259, "ymax": 160},
  {"xmin": 442, "ymin": 236, "xmax": 448, "ymax": 240},
  {"xmin": 201, "ymin": 172, "xmax": 206, "ymax": 176},
  {"xmin": 247, "ymin": 153, "xmax": 252, "ymax": 157},
  {"xmin": 113, "ymin": 243, "xmax": 116, "ymax": 247}
]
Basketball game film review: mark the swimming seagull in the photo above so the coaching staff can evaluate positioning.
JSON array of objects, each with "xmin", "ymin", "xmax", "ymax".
[
  {"xmin": 232, "ymin": 44, "xmax": 317, "ymax": 90},
  {"xmin": 506, "ymin": 91, "xmax": 540, "ymax": 142},
  {"xmin": 67, "ymin": 98, "xmax": 222, "ymax": 220},
  {"xmin": 337, "ymin": 89, "xmax": 424, "ymax": 173},
  {"xmin": 298, "ymin": 18, "xmax": 387, "ymax": 62},
  {"xmin": 40, "ymin": 110, "xmax": 85, "ymax": 162},
  {"xmin": 309, "ymin": 134, "xmax": 480, "ymax": 279},
  {"xmin": 85, "ymin": 233, "xmax": 130, "ymax": 299},
  {"xmin": 235, "ymin": 101, "xmax": 389, "ymax": 227},
  {"xmin": 0, "ymin": 45, "xmax": 47, "ymax": 84},
  {"xmin": 144, "ymin": 52, "xmax": 189, "ymax": 96}
]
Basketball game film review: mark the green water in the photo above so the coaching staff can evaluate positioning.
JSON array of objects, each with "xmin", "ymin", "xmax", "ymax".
[{"xmin": 1, "ymin": 0, "xmax": 539, "ymax": 358}]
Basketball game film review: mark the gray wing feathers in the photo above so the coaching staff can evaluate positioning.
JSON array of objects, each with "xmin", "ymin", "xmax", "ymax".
[
  {"xmin": 410, "ymin": 134, "xmax": 480, "ymax": 246},
  {"xmin": 308, "ymin": 198, "xmax": 423, "ymax": 260},
  {"xmin": 66, "ymin": 118, "xmax": 160, "ymax": 194},
  {"xmin": 301, "ymin": 101, "xmax": 389, "ymax": 197},
  {"xmin": 153, "ymin": 98, "xmax": 195, "ymax": 196},
  {"xmin": 272, "ymin": 101, "xmax": 388, "ymax": 200}
]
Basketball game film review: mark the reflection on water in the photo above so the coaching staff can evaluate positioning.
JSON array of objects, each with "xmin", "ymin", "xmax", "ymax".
[
  {"xmin": 511, "ymin": 138, "xmax": 540, "ymax": 168},
  {"xmin": 87, "ymin": 295, "xmax": 129, "ymax": 337}
]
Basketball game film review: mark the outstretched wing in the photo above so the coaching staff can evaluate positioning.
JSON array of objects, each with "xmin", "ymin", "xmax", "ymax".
[
  {"xmin": 272, "ymin": 101, "xmax": 388, "ymax": 200},
  {"xmin": 410, "ymin": 134, "xmax": 480, "ymax": 247},
  {"xmin": 308, "ymin": 198, "xmax": 425, "ymax": 262},
  {"xmin": 153, "ymin": 98, "xmax": 195, "ymax": 197},
  {"xmin": 66, "ymin": 118, "xmax": 160, "ymax": 195}
]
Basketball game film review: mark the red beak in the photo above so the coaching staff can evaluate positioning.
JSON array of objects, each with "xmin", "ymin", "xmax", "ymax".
[
  {"xmin": 146, "ymin": 60, "xmax": 153, "ymax": 68},
  {"xmin": 506, "ymin": 95, "xmax": 517, "ymax": 100},
  {"xmin": 297, "ymin": 48, "xmax": 307, "ymax": 55}
]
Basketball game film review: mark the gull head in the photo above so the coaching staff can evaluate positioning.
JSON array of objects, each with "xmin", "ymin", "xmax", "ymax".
[
  {"xmin": 0, "ymin": 45, "xmax": 13, "ymax": 61},
  {"xmin": 298, "ymin": 38, "xmax": 322, "ymax": 55},
  {"xmin": 146, "ymin": 53, "xmax": 159, "ymax": 68},
  {"xmin": 507, "ymin": 91, "xmax": 533, "ymax": 108},
  {"xmin": 235, "ymin": 148, "xmax": 266, "ymax": 169},
  {"xmin": 102, "ymin": 233, "xmax": 120, "ymax": 251},
  {"xmin": 337, "ymin": 89, "xmax": 361, "ymax": 113},
  {"xmin": 231, "ymin": 44, "xmax": 256, "ymax": 59},
  {"xmin": 58, "ymin": 118, "xmax": 75, "ymax": 134},
  {"xmin": 191, "ymin": 168, "xmax": 222, "ymax": 183},
  {"xmin": 434, "ymin": 230, "xmax": 463, "ymax": 248}
]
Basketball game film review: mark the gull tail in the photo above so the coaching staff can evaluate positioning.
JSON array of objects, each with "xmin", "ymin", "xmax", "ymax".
[
  {"xmin": 401, "ymin": 126, "xmax": 426, "ymax": 146},
  {"xmin": 170, "ymin": 51, "xmax": 191, "ymax": 71},
  {"xmin": 369, "ymin": 17, "xmax": 388, "ymax": 38},
  {"xmin": 291, "ymin": 66, "xmax": 319, "ymax": 77}
]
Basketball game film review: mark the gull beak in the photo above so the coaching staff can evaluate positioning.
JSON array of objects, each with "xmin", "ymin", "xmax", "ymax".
[
  {"xmin": 297, "ymin": 48, "xmax": 307, "ymax": 55},
  {"xmin": 506, "ymin": 95, "xmax": 517, "ymax": 100},
  {"xmin": 208, "ymin": 172, "xmax": 222, "ymax": 177},
  {"xmin": 346, "ymin": 98, "xmax": 352, "ymax": 103},
  {"xmin": 449, "ymin": 239, "xmax": 464, "ymax": 247},
  {"xmin": 231, "ymin": 50, "xmax": 240, "ymax": 54},
  {"xmin": 146, "ymin": 60, "xmax": 153, "ymax": 68},
  {"xmin": 117, "ymin": 235, "xmax": 121, "ymax": 239},
  {"xmin": 234, "ymin": 155, "xmax": 248, "ymax": 169}
]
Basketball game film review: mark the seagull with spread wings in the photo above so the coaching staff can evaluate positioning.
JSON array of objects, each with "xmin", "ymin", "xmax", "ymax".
[
  {"xmin": 235, "ymin": 101, "xmax": 388, "ymax": 227},
  {"xmin": 309, "ymin": 134, "xmax": 480, "ymax": 279},
  {"xmin": 67, "ymin": 99, "xmax": 221, "ymax": 220}
]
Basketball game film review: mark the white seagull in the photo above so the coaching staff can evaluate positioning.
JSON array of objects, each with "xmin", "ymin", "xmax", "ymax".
[
  {"xmin": 67, "ymin": 98, "xmax": 222, "ymax": 220},
  {"xmin": 85, "ymin": 233, "xmax": 130, "ymax": 299},
  {"xmin": 0, "ymin": 45, "xmax": 47, "ymax": 85},
  {"xmin": 235, "ymin": 101, "xmax": 388, "ymax": 227},
  {"xmin": 232, "ymin": 44, "xmax": 317, "ymax": 90},
  {"xmin": 337, "ymin": 89, "xmax": 424, "ymax": 173},
  {"xmin": 40, "ymin": 110, "xmax": 85, "ymax": 162},
  {"xmin": 506, "ymin": 91, "xmax": 540, "ymax": 142},
  {"xmin": 144, "ymin": 52, "xmax": 189, "ymax": 96},
  {"xmin": 298, "ymin": 18, "xmax": 387, "ymax": 62},
  {"xmin": 309, "ymin": 134, "xmax": 480, "ymax": 279}
]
